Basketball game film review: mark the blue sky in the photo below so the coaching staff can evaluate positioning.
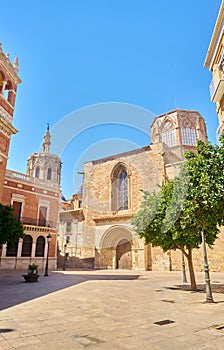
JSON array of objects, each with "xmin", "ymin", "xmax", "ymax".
[{"xmin": 1, "ymin": 0, "xmax": 221, "ymax": 198}]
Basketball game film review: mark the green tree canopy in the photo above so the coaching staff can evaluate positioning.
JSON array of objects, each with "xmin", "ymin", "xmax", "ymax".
[
  {"xmin": 132, "ymin": 136, "xmax": 224, "ymax": 291},
  {"xmin": 0, "ymin": 204, "xmax": 25, "ymax": 246}
]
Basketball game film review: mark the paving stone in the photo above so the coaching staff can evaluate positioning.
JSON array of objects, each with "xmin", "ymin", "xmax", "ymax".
[{"xmin": 1, "ymin": 270, "xmax": 224, "ymax": 349}]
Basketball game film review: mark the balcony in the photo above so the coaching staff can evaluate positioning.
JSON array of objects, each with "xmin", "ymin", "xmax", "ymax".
[
  {"xmin": 16, "ymin": 216, "xmax": 55, "ymax": 228},
  {"xmin": 209, "ymin": 68, "xmax": 224, "ymax": 102}
]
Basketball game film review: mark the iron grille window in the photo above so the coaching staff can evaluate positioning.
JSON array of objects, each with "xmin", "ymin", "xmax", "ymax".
[
  {"xmin": 21, "ymin": 235, "xmax": 32, "ymax": 257},
  {"xmin": 35, "ymin": 236, "xmax": 45, "ymax": 257}
]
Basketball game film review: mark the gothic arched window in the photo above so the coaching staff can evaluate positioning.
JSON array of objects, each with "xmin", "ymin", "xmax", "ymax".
[
  {"xmin": 35, "ymin": 166, "xmax": 40, "ymax": 178},
  {"xmin": 21, "ymin": 235, "xmax": 33, "ymax": 257},
  {"xmin": 35, "ymin": 236, "xmax": 45, "ymax": 257},
  {"xmin": 47, "ymin": 167, "xmax": 52, "ymax": 180},
  {"xmin": 181, "ymin": 119, "xmax": 197, "ymax": 146},
  {"xmin": 161, "ymin": 120, "xmax": 176, "ymax": 147},
  {"xmin": 111, "ymin": 164, "xmax": 129, "ymax": 211}
]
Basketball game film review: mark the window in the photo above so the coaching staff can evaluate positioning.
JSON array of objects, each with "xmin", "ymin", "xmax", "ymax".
[
  {"xmin": 181, "ymin": 128, "xmax": 197, "ymax": 146},
  {"xmin": 12, "ymin": 201, "xmax": 22, "ymax": 220},
  {"xmin": 47, "ymin": 167, "xmax": 52, "ymax": 180},
  {"xmin": 66, "ymin": 236, "xmax": 70, "ymax": 244},
  {"xmin": 161, "ymin": 121, "xmax": 176, "ymax": 147},
  {"xmin": 6, "ymin": 240, "xmax": 18, "ymax": 257},
  {"xmin": 111, "ymin": 164, "xmax": 129, "ymax": 211},
  {"xmin": 21, "ymin": 235, "xmax": 32, "ymax": 257},
  {"xmin": 66, "ymin": 221, "xmax": 72, "ymax": 233},
  {"xmin": 35, "ymin": 166, "xmax": 40, "ymax": 178},
  {"xmin": 38, "ymin": 206, "xmax": 47, "ymax": 226},
  {"xmin": 35, "ymin": 236, "xmax": 45, "ymax": 257}
]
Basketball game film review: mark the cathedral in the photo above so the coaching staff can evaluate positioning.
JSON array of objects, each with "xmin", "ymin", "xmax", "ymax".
[
  {"xmin": 1, "ymin": 1, "xmax": 224, "ymax": 272},
  {"xmin": 58, "ymin": 110, "xmax": 209, "ymax": 271}
]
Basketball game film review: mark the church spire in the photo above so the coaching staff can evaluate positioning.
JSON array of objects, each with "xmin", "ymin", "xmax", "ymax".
[{"xmin": 42, "ymin": 124, "xmax": 51, "ymax": 153}]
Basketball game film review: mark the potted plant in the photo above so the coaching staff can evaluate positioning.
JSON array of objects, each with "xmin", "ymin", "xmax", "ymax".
[{"xmin": 23, "ymin": 263, "xmax": 39, "ymax": 282}]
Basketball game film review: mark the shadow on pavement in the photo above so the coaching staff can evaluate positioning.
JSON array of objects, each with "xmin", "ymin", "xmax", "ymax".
[
  {"xmin": 165, "ymin": 283, "xmax": 224, "ymax": 293},
  {"xmin": 0, "ymin": 270, "xmax": 139, "ymax": 311}
]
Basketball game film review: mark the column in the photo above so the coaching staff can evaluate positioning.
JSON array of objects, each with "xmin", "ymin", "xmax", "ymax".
[
  {"xmin": 31, "ymin": 240, "xmax": 36, "ymax": 258},
  {"xmin": 17, "ymin": 238, "xmax": 23, "ymax": 257},
  {"xmin": 2, "ymin": 244, "xmax": 7, "ymax": 257},
  {"xmin": 1, "ymin": 81, "xmax": 7, "ymax": 95}
]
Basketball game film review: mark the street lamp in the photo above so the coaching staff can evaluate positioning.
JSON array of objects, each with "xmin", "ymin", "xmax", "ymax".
[
  {"xmin": 182, "ymin": 253, "xmax": 187, "ymax": 283},
  {"xmin": 44, "ymin": 233, "xmax": 52, "ymax": 277},
  {"xmin": 62, "ymin": 244, "xmax": 67, "ymax": 271}
]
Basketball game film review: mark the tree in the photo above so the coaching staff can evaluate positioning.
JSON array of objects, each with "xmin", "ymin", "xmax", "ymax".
[
  {"xmin": 0, "ymin": 204, "xmax": 25, "ymax": 246},
  {"xmin": 132, "ymin": 137, "xmax": 224, "ymax": 294}
]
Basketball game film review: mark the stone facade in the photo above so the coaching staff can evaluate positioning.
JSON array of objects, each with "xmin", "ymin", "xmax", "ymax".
[{"xmin": 59, "ymin": 109, "xmax": 215, "ymax": 272}]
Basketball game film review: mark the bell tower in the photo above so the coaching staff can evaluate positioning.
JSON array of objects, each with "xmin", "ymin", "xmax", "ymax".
[
  {"xmin": 0, "ymin": 43, "xmax": 21, "ymax": 202},
  {"xmin": 26, "ymin": 125, "xmax": 62, "ymax": 187}
]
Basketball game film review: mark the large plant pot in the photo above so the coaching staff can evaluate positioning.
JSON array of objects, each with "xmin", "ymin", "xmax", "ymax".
[{"xmin": 23, "ymin": 274, "xmax": 39, "ymax": 283}]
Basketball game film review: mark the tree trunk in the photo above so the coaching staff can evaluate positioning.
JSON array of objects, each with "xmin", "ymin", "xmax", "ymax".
[{"xmin": 185, "ymin": 249, "xmax": 197, "ymax": 291}]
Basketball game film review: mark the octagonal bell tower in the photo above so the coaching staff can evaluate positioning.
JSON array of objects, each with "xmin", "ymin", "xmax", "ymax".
[{"xmin": 150, "ymin": 109, "xmax": 208, "ymax": 160}]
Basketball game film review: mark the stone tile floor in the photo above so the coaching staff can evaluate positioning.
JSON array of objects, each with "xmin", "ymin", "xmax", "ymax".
[{"xmin": 1, "ymin": 269, "xmax": 224, "ymax": 349}]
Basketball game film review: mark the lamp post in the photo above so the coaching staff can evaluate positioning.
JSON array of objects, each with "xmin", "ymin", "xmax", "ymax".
[
  {"xmin": 63, "ymin": 244, "xmax": 67, "ymax": 271},
  {"xmin": 182, "ymin": 253, "xmax": 187, "ymax": 283},
  {"xmin": 44, "ymin": 233, "xmax": 52, "ymax": 277},
  {"xmin": 201, "ymin": 230, "xmax": 214, "ymax": 303}
]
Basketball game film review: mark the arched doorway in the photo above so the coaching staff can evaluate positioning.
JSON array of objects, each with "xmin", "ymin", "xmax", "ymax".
[
  {"xmin": 116, "ymin": 239, "xmax": 132, "ymax": 269},
  {"xmin": 97, "ymin": 225, "xmax": 138, "ymax": 270}
]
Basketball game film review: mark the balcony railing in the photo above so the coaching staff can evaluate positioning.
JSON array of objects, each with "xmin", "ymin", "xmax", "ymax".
[
  {"xmin": 15, "ymin": 216, "xmax": 55, "ymax": 228},
  {"xmin": 5, "ymin": 169, "xmax": 59, "ymax": 190},
  {"xmin": 209, "ymin": 68, "xmax": 224, "ymax": 102}
]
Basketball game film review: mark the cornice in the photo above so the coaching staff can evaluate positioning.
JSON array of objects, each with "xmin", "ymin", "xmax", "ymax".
[
  {"xmin": 0, "ymin": 116, "xmax": 17, "ymax": 136},
  {"xmin": 0, "ymin": 52, "xmax": 21, "ymax": 84},
  {"xmin": 93, "ymin": 211, "xmax": 133, "ymax": 223}
]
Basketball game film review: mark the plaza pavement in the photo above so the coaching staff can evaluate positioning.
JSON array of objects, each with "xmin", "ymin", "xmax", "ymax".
[{"xmin": 1, "ymin": 269, "xmax": 224, "ymax": 349}]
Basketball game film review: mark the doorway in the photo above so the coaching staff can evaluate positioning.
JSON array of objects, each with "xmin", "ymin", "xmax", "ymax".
[{"xmin": 116, "ymin": 239, "xmax": 132, "ymax": 269}]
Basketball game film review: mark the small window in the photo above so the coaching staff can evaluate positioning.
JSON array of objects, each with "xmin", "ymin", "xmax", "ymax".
[
  {"xmin": 66, "ymin": 221, "xmax": 72, "ymax": 233},
  {"xmin": 35, "ymin": 236, "xmax": 45, "ymax": 257},
  {"xmin": 21, "ymin": 235, "xmax": 33, "ymax": 257},
  {"xmin": 35, "ymin": 166, "xmax": 40, "ymax": 178},
  {"xmin": 66, "ymin": 236, "xmax": 70, "ymax": 244},
  {"xmin": 47, "ymin": 168, "xmax": 52, "ymax": 180}
]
